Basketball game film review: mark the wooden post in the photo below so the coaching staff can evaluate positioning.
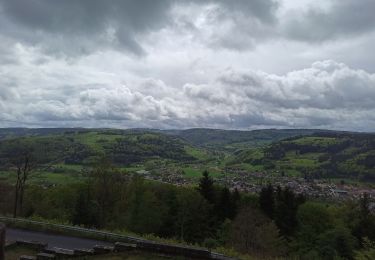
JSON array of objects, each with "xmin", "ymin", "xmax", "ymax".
[{"xmin": 0, "ymin": 223, "xmax": 5, "ymax": 260}]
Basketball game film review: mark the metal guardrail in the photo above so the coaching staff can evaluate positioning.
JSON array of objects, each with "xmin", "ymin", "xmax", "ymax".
[
  {"xmin": 0, "ymin": 216, "xmax": 235, "ymax": 260},
  {"xmin": 0, "ymin": 216, "xmax": 143, "ymax": 243}
]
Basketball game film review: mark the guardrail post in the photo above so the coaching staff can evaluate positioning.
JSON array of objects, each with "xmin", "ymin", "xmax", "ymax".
[{"xmin": 0, "ymin": 223, "xmax": 5, "ymax": 260}]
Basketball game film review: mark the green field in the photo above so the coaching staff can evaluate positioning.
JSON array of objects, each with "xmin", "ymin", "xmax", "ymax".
[
  {"xmin": 232, "ymin": 133, "xmax": 375, "ymax": 181},
  {"xmin": 0, "ymin": 129, "xmax": 375, "ymax": 185},
  {"xmin": 288, "ymin": 136, "xmax": 341, "ymax": 146}
]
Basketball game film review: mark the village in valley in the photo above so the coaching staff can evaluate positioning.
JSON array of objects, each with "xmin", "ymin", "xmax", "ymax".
[{"xmin": 135, "ymin": 164, "xmax": 375, "ymax": 201}]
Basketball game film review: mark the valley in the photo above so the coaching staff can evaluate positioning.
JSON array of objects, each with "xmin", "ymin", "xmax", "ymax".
[{"xmin": 0, "ymin": 128, "xmax": 374, "ymax": 200}]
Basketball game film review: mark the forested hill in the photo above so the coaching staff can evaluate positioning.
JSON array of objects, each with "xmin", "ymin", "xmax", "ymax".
[
  {"xmin": 2, "ymin": 128, "xmax": 374, "ymax": 181},
  {"xmin": 233, "ymin": 131, "xmax": 375, "ymax": 182},
  {"xmin": 0, "ymin": 130, "xmax": 198, "ymax": 166},
  {"xmin": 0, "ymin": 127, "xmax": 318, "ymax": 151},
  {"xmin": 0, "ymin": 128, "xmax": 89, "ymax": 140},
  {"xmin": 161, "ymin": 128, "xmax": 319, "ymax": 151}
]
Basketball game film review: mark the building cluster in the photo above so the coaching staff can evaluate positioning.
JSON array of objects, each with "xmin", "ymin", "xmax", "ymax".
[
  {"xmin": 219, "ymin": 168, "xmax": 375, "ymax": 200},
  {"xmin": 136, "ymin": 167, "xmax": 375, "ymax": 200}
]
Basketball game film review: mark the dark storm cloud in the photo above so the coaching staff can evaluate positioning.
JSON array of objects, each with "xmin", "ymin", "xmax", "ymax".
[
  {"xmin": 283, "ymin": 0, "xmax": 375, "ymax": 42},
  {"xmin": 0, "ymin": 0, "xmax": 280, "ymax": 55},
  {"xmin": 0, "ymin": 0, "xmax": 279, "ymax": 32},
  {"xmin": 0, "ymin": 0, "xmax": 174, "ymax": 55},
  {"xmin": 205, "ymin": 0, "xmax": 278, "ymax": 23},
  {"xmin": 1, "ymin": 0, "xmax": 374, "ymax": 54}
]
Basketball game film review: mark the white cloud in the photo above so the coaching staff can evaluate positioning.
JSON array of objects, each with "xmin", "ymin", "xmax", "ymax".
[
  {"xmin": 0, "ymin": 42, "xmax": 374, "ymax": 131},
  {"xmin": 0, "ymin": 1, "xmax": 375, "ymax": 131}
]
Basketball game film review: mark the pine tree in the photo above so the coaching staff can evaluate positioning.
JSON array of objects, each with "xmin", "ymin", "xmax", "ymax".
[
  {"xmin": 259, "ymin": 184, "xmax": 275, "ymax": 219},
  {"xmin": 274, "ymin": 187, "xmax": 305, "ymax": 237},
  {"xmin": 359, "ymin": 193, "xmax": 371, "ymax": 217},
  {"xmin": 198, "ymin": 170, "xmax": 215, "ymax": 204},
  {"xmin": 73, "ymin": 191, "xmax": 87, "ymax": 226},
  {"xmin": 353, "ymin": 193, "xmax": 375, "ymax": 243},
  {"xmin": 72, "ymin": 186, "xmax": 98, "ymax": 227},
  {"xmin": 231, "ymin": 188, "xmax": 241, "ymax": 216},
  {"xmin": 217, "ymin": 187, "xmax": 232, "ymax": 221}
]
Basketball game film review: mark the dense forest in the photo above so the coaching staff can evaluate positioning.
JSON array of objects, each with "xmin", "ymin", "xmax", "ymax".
[
  {"xmin": 0, "ymin": 131, "xmax": 198, "ymax": 167},
  {"xmin": 162, "ymin": 128, "xmax": 317, "ymax": 151},
  {"xmin": 0, "ymin": 127, "xmax": 317, "ymax": 152},
  {"xmin": 1, "ymin": 162, "xmax": 374, "ymax": 259},
  {"xmin": 233, "ymin": 132, "xmax": 375, "ymax": 182}
]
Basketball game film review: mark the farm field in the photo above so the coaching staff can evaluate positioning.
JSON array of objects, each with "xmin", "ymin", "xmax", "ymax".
[{"xmin": 0, "ymin": 128, "xmax": 374, "ymax": 186}]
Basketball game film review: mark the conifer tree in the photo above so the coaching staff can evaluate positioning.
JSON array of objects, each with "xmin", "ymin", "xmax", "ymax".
[
  {"xmin": 259, "ymin": 184, "xmax": 275, "ymax": 219},
  {"xmin": 198, "ymin": 170, "xmax": 215, "ymax": 204},
  {"xmin": 217, "ymin": 187, "xmax": 232, "ymax": 221}
]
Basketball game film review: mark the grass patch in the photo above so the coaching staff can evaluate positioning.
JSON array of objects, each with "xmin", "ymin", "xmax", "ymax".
[
  {"xmin": 286, "ymin": 158, "xmax": 318, "ymax": 168},
  {"xmin": 72, "ymin": 132, "xmax": 120, "ymax": 153},
  {"xmin": 232, "ymin": 163, "xmax": 264, "ymax": 172},
  {"xmin": 31, "ymin": 172, "xmax": 84, "ymax": 185},
  {"xmin": 184, "ymin": 146, "xmax": 209, "ymax": 161},
  {"xmin": 290, "ymin": 136, "xmax": 341, "ymax": 146},
  {"xmin": 0, "ymin": 168, "xmax": 84, "ymax": 185},
  {"xmin": 119, "ymin": 165, "xmax": 145, "ymax": 172},
  {"xmin": 182, "ymin": 167, "xmax": 202, "ymax": 178},
  {"xmin": 54, "ymin": 163, "xmax": 84, "ymax": 171}
]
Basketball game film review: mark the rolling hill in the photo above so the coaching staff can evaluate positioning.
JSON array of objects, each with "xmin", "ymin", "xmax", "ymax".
[
  {"xmin": 1, "ymin": 128, "xmax": 375, "ymax": 184},
  {"xmin": 0, "ymin": 130, "xmax": 200, "ymax": 168},
  {"xmin": 0, "ymin": 127, "xmax": 319, "ymax": 155},
  {"xmin": 162, "ymin": 128, "xmax": 319, "ymax": 151},
  {"xmin": 231, "ymin": 131, "xmax": 375, "ymax": 182}
]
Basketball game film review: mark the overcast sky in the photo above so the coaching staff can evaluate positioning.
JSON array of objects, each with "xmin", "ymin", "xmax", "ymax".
[{"xmin": 1, "ymin": 0, "xmax": 375, "ymax": 131}]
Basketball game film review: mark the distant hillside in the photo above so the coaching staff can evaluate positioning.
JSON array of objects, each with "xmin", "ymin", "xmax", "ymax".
[
  {"xmin": 232, "ymin": 132, "xmax": 375, "ymax": 182},
  {"xmin": 0, "ymin": 128, "xmax": 319, "ymax": 151},
  {"xmin": 1, "ymin": 128, "xmax": 375, "ymax": 185},
  {"xmin": 163, "ymin": 128, "xmax": 319, "ymax": 151},
  {"xmin": 0, "ymin": 128, "xmax": 89, "ymax": 140},
  {"xmin": 0, "ymin": 130, "xmax": 198, "ymax": 167}
]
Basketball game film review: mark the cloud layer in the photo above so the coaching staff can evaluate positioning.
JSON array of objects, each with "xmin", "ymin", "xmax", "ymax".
[
  {"xmin": 0, "ymin": 0, "xmax": 375, "ymax": 130},
  {"xmin": 1, "ymin": 45, "xmax": 374, "ymax": 131}
]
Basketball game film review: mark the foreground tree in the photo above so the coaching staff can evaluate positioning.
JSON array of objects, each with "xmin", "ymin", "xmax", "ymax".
[
  {"xmin": 7, "ymin": 142, "xmax": 36, "ymax": 218},
  {"xmin": 88, "ymin": 159, "xmax": 124, "ymax": 227},
  {"xmin": 198, "ymin": 170, "xmax": 215, "ymax": 204},
  {"xmin": 230, "ymin": 206, "xmax": 285, "ymax": 258},
  {"xmin": 274, "ymin": 186, "xmax": 305, "ymax": 237},
  {"xmin": 0, "ymin": 182, "xmax": 13, "ymax": 215},
  {"xmin": 215, "ymin": 187, "xmax": 240, "ymax": 222},
  {"xmin": 293, "ymin": 202, "xmax": 357, "ymax": 259},
  {"xmin": 353, "ymin": 193, "xmax": 375, "ymax": 244},
  {"xmin": 72, "ymin": 187, "xmax": 98, "ymax": 227},
  {"xmin": 176, "ymin": 188, "xmax": 212, "ymax": 243},
  {"xmin": 355, "ymin": 238, "xmax": 375, "ymax": 260},
  {"xmin": 126, "ymin": 177, "xmax": 167, "ymax": 234},
  {"xmin": 259, "ymin": 184, "xmax": 274, "ymax": 219},
  {"xmin": 0, "ymin": 223, "xmax": 4, "ymax": 260}
]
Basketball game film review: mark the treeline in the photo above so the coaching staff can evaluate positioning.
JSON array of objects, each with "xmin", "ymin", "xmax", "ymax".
[
  {"xmin": 0, "ymin": 162, "xmax": 242, "ymax": 245},
  {"xmin": 1, "ymin": 163, "xmax": 375, "ymax": 259},
  {"xmin": 263, "ymin": 135, "xmax": 375, "ymax": 162},
  {"xmin": 0, "ymin": 132, "xmax": 196, "ymax": 168},
  {"xmin": 259, "ymin": 184, "xmax": 375, "ymax": 259},
  {"xmin": 259, "ymin": 133, "xmax": 375, "ymax": 181},
  {"xmin": 110, "ymin": 134, "xmax": 195, "ymax": 164}
]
